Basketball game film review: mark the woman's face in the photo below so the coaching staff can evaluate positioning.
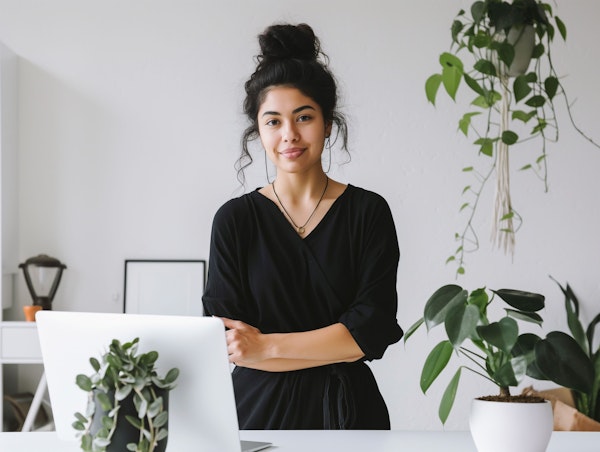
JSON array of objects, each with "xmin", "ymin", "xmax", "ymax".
[{"xmin": 257, "ymin": 86, "xmax": 331, "ymax": 176}]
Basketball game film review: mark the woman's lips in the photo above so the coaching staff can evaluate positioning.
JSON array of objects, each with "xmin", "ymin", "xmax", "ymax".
[{"xmin": 279, "ymin": 148, "xmax": 305, "ymax": 159}]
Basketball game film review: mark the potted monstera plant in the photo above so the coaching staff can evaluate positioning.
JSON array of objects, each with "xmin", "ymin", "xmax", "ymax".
[
  {"xmin": 426, "ymin": 0, "xmax": 599, "ymax": 276},
  {"xmin": 405, "ymin": 284, "xmax": 553, "ymax": 452},
  {"xmin": 72, "ymin": 338, "xmax": 179, "ymax": 452},
  {"xmin": 531, "ymin": 278, "xmax": 600, "ymax": 430}
]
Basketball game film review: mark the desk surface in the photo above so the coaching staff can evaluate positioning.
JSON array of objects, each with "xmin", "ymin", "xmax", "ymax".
[{"xmin": 0, "ymin": 430, "xmax": 598, "ymax": 451}]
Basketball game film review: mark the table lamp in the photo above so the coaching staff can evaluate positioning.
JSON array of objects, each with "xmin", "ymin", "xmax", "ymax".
[{"xmin": 18, "ymin": 254, "xmax": 67, "ymax": 310}]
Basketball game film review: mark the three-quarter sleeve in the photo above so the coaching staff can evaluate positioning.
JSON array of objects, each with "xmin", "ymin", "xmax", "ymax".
[
  {"xmin": 202, "ymin": 200, "xmax": 250, "ymax": 321},
  {"xmin": 338, "ymin": 193, "xmax": 403, "ymax": 360}
]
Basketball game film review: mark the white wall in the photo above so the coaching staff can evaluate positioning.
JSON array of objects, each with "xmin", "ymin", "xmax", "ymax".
[{"xmin": 1, "ymin": 0, "xmax": 599, "ymax": 430}]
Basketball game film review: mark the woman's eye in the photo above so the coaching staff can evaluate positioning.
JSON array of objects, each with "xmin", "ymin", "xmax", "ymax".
[
  {"xmin": 297, "ymin": 115, "xmax": 312, "ymax": 122},
  {"xmin": 265, "ymin": 119, "xmax": 279, "ymax": 126}
]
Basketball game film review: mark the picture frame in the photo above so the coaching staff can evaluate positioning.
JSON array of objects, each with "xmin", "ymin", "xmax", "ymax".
[{"xmin": 123, "ymin": 259, "xmax": 206, "ymax": 316}]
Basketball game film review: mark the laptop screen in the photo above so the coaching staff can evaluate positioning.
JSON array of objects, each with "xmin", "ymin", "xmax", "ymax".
[{"xmin": 36, "ymin": 312, "xmax": 244, "ymax": 451}]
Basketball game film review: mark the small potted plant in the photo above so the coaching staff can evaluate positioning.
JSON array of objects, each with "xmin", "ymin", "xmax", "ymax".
[
  {"xmin": 425, "ymin": 0, "xmax": 599, "ymax": 275},
  {"xmin": 72, "ymin": 337, "xmax": 179, "ymax": 452},
  {"xmin": 405, "ymin": 284, "xmax": 552, "ymax": 452},
  {"xmin": 530, "ymin": 278, "xmax": 600, "ymax": 430}
]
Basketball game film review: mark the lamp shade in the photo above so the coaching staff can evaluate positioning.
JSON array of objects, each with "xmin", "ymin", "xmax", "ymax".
[{"xmin": 18, "ymin": 254, "xmax": 67, "ymax": 310}]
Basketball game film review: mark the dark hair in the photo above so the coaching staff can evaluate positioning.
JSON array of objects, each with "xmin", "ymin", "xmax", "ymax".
[{"xmin": 236, "ymin": 23, "xmax": 349, "ymax": 183}]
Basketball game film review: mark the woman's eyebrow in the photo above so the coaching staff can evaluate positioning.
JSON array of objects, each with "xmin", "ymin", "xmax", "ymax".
[{"xmin": 261, "ymin": 105, "xmax": 316, "ymax": 117}]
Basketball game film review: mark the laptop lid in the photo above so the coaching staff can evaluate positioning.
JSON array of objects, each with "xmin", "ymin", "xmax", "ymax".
[{"xmin": 36, "ymin": 311, "xmax": 246, "ymax": 451}]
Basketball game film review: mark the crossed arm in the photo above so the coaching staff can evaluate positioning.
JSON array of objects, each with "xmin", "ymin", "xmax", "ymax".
[{"xmin": 220, "ymin": 317, "xmax": 365, "ymax": 372}]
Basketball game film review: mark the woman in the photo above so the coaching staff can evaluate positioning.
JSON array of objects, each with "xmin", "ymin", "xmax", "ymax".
[{"xmin": 202, "ymin": 23, "xmax": 402, "ymax": 430}]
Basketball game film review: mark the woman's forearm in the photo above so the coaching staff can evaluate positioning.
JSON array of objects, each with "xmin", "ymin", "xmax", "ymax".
[
  {"xmin": 266, "ymin": 323, "xmax": 364, "ymax": 362},
  {"xmin": 222, "ymin": 318, "xmax": 365, "ymax": 370}
]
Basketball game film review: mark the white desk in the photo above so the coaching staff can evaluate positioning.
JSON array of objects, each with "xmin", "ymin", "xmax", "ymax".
[
  {"xmin": 0, "ymin": 321, "xmax": 46, "ymax": 431},
  {"xmin": 0, "ymin": 430, "xmax": 597, "ymax": 451}
]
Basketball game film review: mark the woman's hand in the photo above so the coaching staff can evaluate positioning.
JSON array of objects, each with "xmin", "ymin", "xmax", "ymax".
[{"xmin": 221, "ymin": 317, "xmax": 270, "ymax": 365}]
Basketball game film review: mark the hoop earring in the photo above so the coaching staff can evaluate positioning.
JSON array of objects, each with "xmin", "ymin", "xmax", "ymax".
[
  {"xmin": 264, "ymin": 150, "xmax": 274, "ymax": 184},
  {"xmin": 323, "ymin": 137, "xmax": 332, "ymax": 173}
]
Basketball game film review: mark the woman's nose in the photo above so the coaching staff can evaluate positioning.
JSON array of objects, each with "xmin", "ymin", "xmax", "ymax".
[{"xmin": 282, "ymin": 122, "xmax": 299, "ymax": 142}]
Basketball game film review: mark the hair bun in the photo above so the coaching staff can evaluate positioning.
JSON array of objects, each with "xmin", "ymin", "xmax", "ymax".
[{"xmin": 258, "ymin": 23, "xmax": 320, "ymax": 61}]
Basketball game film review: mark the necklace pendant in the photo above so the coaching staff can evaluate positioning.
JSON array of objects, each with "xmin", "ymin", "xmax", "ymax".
[{"xmin": 298, "ymin": 226, "xmax": 305, "ymax": 235}]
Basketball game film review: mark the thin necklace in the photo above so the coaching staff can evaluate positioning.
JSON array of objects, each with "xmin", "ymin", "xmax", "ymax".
[{"xmin": 272, "ymin": 177, "xmax": 329, "ymax": 235}]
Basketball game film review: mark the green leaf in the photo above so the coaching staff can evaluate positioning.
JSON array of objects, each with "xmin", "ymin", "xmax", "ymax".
[
  {"xmin": 81, "ymin": 433, "xmax": 93, "ymax": 451},
  {"xmin": 458, "ymin": 112, "xmax": 480, "ymax": 136},
  {"xmin": 544, "ymin": 76, "xmax": 559, "ymax": 100},
  {"xmin": 497, "ymin": 42, "xmax": 515, "ymax": 68},
  {"xmin": 473, "ymin": 59, "xmax": 497, "ymax": 77},
  {"xmin": 586, "ymin": 313, "xmax": 600, "ymax": 357},
  {"xmin": 472, "ymin": 90, "xmax": 501, "ymax": 108},
  {"xmin": 76, "ymin": 374, "xmax": 93, "ymax": 392},
  {"xmin": 513, "ymin": 75, "xmax": 532, "ymax": 103},
  {"xmin": 154, "ymin": 411, "xmax": 169, "ymax": 428},
  {"xmin": 512, "ymin": 110, "xmax": 536, "ymax": 123},
  {"xmin": 532, "ymin": 119, "xmax": 547, "ymax": 134},
  {"xmin": 525, "ymin": 95, "xmax": 546, "ymax": 108},
  {"xmin": 471, "ymin": 1, "xmax": 485, "ymax": 23},
  {"xmin": 148, "ymin": 397, "xmax": 163, "ymax": 418},
  {"xmin": 445, "ymin": 304, "xmax": 480, "ymax": 349},
  {"xmin": 505, "ymin": 309, "xmax": 543, "ymax": 326},
  {"xmin": 493, "ymin": 289, "xmax": 545, "ymax": 312},
  {"xmin": 462, "ymin": 166, "xmax": 474, "ymax": 172},
  {"xmin": 156, "ymin": 428, "xmax": 169, "ymax": 441},
  {"xmin": 420, "ymin": 340, "xmax": 453, "ymax": 393},
  {"xmin": 125, "ymin": 414, "xmax": 143, "ymax": 429},
  {"xmin": 425, "ymin": 74, "xmax": 443, "ymax": 105},
  {"xmin": 501, "ymin": 130, "xmax": 518, "ymax": 145},
  {"xmin": 403, "ymin": 317, "xmax": 424, "ymax": 343},
  {"xmin": 90, "ymin": 357, "xmax": 101, "ymax": 372},
  {"xmin": 441, "ymin": 66, "xmax": 462, "ymax": 101},
  {"xmin": 477, "ymin": 317, "xmax": 518, "ymax": 354},
  {"xmin": 424, "ymin": 285, "xmax": 467, "ymax": 330},
  {"xmin": 463, "ymin": 73, "xmax": 485, "ymax": 96},
  {"xmin": 532, "ymin": 43, "xmax": 545, "ymax": 59},
  {"xmin": 451, "ymin": 20, "xmax": 463, "ymax": 42},
  {"xmin": 96, "ymin": 392, "xmax": 112, "ymax": 411},
  {"xmin": 72, "ymin": 421, "xmax": 85, "ymax": 431},
  {"xmin": 555, "ymin": 16, "xmax": 567, "ymax": 41},
  {"xmin": 467, "ymin": 288, "xmax": 489, "ymax": 316},
  {"xmin": 535, "ymin": 331, "xmax": 595, "ymax": 394},
  {"xmin": 439, "ymin": 368, "xmax": 462, "ymax": 425},
  {"xmin": 165, "ymin": 368, "xmax": 180, "ymax": 384},
  {"xmin": 553, "ymin": 280, "xmax": 589, "ymax": 355},
  {"xmin": 474, "ymin": 137, "xmax": 494, "ymax": 157},
  {"xmin": 115, "ymin": 384, "xmax": 133, "ymax": 401}
]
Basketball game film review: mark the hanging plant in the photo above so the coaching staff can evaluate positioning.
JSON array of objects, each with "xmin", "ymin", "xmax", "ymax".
[{"xmin": 426, "ymin": 0, "xmax": 599, "ymax": 276}]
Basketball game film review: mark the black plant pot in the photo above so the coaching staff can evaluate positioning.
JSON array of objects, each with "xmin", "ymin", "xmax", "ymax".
[{"xmin": 90, "ymin": 387, "xmax": 170, "ymax": 452}]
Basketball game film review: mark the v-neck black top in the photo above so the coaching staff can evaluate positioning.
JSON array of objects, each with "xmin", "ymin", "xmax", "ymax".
[{"xmin": 203, "ymin": 184, "xmax": 403, "ymax": 429}]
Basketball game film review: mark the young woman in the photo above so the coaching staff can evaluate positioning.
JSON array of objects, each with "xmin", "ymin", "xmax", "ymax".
[{"xmin": 202, "ymin": 23, "xmax": 403, "ymax": 430}]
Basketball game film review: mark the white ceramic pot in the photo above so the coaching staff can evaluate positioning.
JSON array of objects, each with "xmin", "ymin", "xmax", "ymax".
[
  {"xmin": 490, "ymin": 24, "xmax": 536, "ymax": 77},
  {"xmin": 469, "ymin": 398, "xmax": 553, "ymax": 452}
]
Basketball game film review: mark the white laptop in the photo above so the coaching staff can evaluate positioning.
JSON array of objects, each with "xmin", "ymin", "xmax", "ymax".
[{"xmin": 36, "ymin": 311, "xmax": 271, "ymax": 452}]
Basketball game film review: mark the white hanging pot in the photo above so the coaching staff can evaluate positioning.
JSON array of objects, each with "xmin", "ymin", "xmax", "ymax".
[
  {"xmin": 469, "ymin": 398, "xmax": 553, "ymax": 452},
  {"xmin": 505, "ymin": 24, "xmax": 536, "ymax": 76},
  {"xmin": 491, "ymin": 24, "xmax": 536, "ymax": 77}
]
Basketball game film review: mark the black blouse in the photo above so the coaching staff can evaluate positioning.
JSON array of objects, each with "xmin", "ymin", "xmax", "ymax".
[{"xmin": 203, "ymin": 184, "xmax": 403, "ymax": 429}]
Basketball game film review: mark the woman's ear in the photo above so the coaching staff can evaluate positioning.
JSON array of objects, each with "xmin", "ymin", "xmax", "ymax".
[{"xmin": 325, "ymin": 121, "xmax": 333, "ymax": 138}]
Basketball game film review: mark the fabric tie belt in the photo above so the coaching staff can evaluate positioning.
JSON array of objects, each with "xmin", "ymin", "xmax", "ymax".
[{"xmin": 323, "ymin": 363, "xmax": 357, "ymax": 429}]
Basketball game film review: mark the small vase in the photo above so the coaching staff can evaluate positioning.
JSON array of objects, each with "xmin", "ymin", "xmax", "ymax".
[
  {"xmin": 90, "ymin": 387, "xmax": 170, "ymax": 452},
  {"xmin": 469, "ymin": 398, "xmax": 553, "ymax": 452},
  {"xmin": 23, "ymin": 305, "xmax": 43, "ymax": 322}
]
